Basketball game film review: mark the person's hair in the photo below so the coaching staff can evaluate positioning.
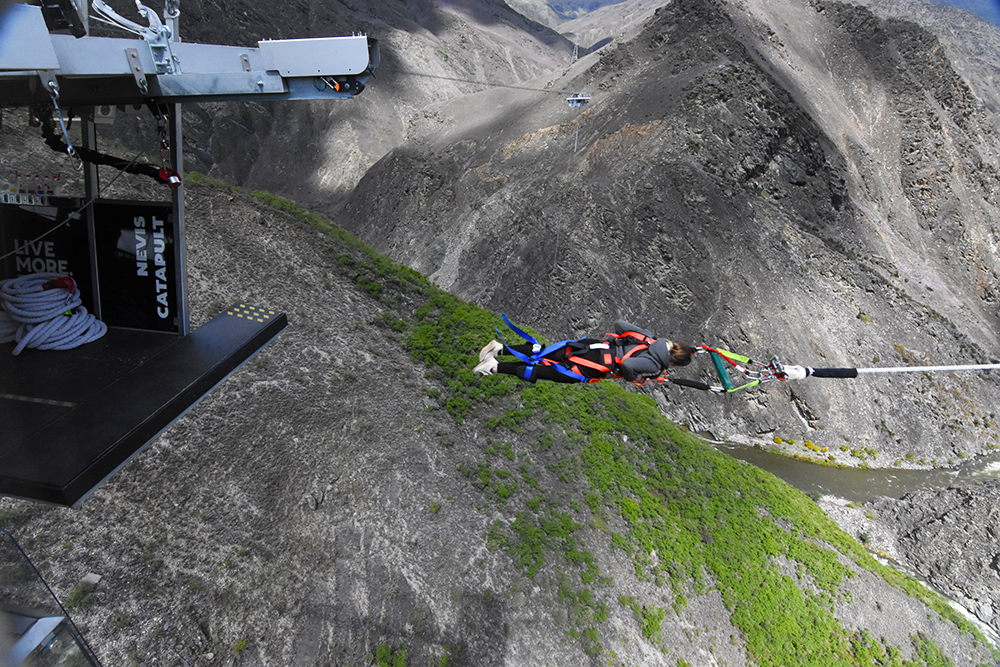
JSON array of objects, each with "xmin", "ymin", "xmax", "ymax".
[{"xmin": 669, "ymin": 342, "xmax": 695, "ymax": 367}]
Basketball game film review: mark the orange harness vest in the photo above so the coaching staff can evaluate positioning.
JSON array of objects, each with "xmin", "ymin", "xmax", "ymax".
[{"xmin": 547, "ymin": 330, "xmax": 658, "ymax": 383}]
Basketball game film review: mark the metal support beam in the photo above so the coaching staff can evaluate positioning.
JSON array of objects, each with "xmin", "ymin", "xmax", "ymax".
[
  {"xmin": 80, "ymin": 108, "xmax": 102, "ymax": 320},
  {"xmin": 169, "ymin": 102, "xmax": 188, "ymax": 335},
  {"xmin": 0, "ymin": 27, "xmax": 377, "ymax": 107}
]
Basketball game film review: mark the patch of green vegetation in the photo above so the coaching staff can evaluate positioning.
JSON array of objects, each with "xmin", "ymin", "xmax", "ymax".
[
  {"xmin": 475, "ymin": 461, "xmax": 518, "ymax": 506},
  {"xmin": 375, "ymin": 643, "xmax": 407, "ymax": 667},
  {"xmin": 407, "ymin": 292, "xmax": 520, "ymax": 423},
  {"xmin": 232, "ymin": 638, "xmax": 248, "ymax": 656},
  {"xmin": 65, "ymin": 582, "xmax": 95, "ymax": 609},
  {"xmin": 548, "ymin": 455, "xmax": 583, "ymax": 483},
  {"xmin": 635, "ymin": 604, "xmax": 665, "ymax": 641},
  {"xmin": 502, "ymin": 442, "xmax": 516, "ymax": 460},
  {"xmin": 520, "ymin": 464, "xmax": 540, "ymax": 490},
  {"xmin": 850, "ymin": 446, "xmax": 879, "ymax": 461},
  {"xmin": 375, "ymin": 313, "xmax": 408, "ymax": 332},
  {"xmin": 486, "ymin": 409, "xmax": 532, "ymax": 433},
  {"xmin": 583, "ymin": 626, "xmax": 601, "ymax": 656}
]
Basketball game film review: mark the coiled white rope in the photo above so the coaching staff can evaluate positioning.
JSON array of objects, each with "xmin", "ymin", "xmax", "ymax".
[{"xmin": 0, "ymin": 273, "xmax": 108, "ymax": 356}]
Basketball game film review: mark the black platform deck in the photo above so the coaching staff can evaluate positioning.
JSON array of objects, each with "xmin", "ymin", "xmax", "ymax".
[{"xmin": 0, "ymin": 304, "xmax": 287, "ymax": 507}]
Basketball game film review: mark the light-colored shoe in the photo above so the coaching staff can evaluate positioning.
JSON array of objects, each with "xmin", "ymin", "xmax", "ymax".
[
  {"xmin": 474, "ymin": 358, "xmax": 498, "ymax": 375},
  {"xmin": 479, "ymin": 340, "xmax": 504, "ymax": 362}
]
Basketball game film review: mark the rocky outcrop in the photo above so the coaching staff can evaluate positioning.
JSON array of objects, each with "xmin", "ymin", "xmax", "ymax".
[
  {"xmin": 858, "ymin": 0, "xmax": 1000, "ymax": 118},
  {"xmin": 870, "ymin": 480, "xmax": 1000, "ymax": 637}
]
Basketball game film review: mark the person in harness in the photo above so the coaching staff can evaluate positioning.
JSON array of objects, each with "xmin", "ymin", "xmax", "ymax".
[{"xmin": 473, "ymin": 318, "xmax": 695, "ymax": 384}]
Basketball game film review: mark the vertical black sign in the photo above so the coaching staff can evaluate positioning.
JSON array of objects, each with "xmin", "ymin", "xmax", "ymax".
[
  {"xmin": 0, "ymin": 199, "xmax": 95, "ymax": 311},
  {"xmin": 93, "ymin": 200, "xmax": 179, "ymax": 333}
]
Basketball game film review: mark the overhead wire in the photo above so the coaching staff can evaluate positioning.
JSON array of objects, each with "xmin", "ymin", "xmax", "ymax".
[{"xmin": 390, "ymin": 66, "xmax": 586, "ymax": 97}]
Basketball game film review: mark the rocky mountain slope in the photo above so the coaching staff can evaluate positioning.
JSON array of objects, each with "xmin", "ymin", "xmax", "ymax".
[
  {"xmin": 503, "ymin": 0, "xmax": 629, "ymax": 27},
  {"xmin": 870, "ymin": 479, "xmax": 1000, "ymax": 638},
  {"xmin": 857, "ymin": 0, "xmax": 1000, "ymax": 116},
  {"xmin": 555, "ymin": 0, "xmax": 666, "ymax": 50},
  {"xmin": 332, "ymin": 0, "xmax": 1000, "ymax": 471},
  {"xmin": 4, "ymin": 0, "xmax": 1000, "ymax": 664},
  {"xmin": 0, "ymin": 153, "xmax": 996, "ymax": 664}
]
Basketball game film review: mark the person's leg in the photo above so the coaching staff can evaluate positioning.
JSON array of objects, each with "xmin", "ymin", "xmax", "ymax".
[
  {"xmin": 495, "ymin": 362, "xmax": 581, "ymax": 383},
  {"xmin": 476, "ymin": 342, "xmax": 539, "ymax": 376},
  {"xmin": 479, "ymin": 339, "xmax": 608, "ymax": 383},
  {"xmin": 495, "ymin": 340, "xmax": 608, "ymax": 382},
  {"xmin": 503, "ymin": 343, "xmax": 536, "ymax": 357}
]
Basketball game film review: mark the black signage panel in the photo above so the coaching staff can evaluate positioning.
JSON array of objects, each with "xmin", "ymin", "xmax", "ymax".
[
  {"xmin": 0, "ymin": 198, "xmax": 95, "ymax": 311},
  {"xmin": 93, "ymin": 200, "xmax": 180, "ymax": 333},
  {"xmin": 1, "ymin": 198, "xmax": 181, "ymax": 333}
]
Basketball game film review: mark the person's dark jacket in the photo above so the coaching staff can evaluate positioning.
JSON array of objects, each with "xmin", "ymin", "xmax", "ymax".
[{"xmin": 611, "ymin": 320, "xmax": 673, "ymax": 382}]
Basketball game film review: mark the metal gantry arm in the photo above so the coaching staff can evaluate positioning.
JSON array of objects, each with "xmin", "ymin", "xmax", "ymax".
[{"xmin": 0, "ymin": 3, "xmax": 379, "ymax": 107}]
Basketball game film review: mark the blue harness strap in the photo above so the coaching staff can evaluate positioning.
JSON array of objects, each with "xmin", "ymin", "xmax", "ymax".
[{"xmin": 499, "ymin": 314, "xmax": 588, "ymax": 382}]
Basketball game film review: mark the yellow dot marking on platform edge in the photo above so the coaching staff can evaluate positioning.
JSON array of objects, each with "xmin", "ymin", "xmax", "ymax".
[{"xmin": 228, "ymin": 305, "xmax": 274, "ymax": 320}]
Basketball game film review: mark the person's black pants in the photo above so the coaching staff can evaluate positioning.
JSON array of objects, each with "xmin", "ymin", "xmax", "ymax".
[{"xmin": 496, "ymin": 340, "xmax": 608, "ymax": 383}]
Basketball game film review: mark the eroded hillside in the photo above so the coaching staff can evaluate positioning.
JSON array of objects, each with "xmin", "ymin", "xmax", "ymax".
[
  {"xmin": 335, "ymin": 0, "xmax": 1000, "ymax": 470},
  {"xmin": 0, "ymin": 165, "xmax": 995, "ymax": 665}
]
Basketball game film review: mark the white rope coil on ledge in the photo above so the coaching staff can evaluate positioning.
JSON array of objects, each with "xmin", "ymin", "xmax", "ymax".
[{"xmin": 0, "ymin": 273, "xmax": 107, "ymax": 356}]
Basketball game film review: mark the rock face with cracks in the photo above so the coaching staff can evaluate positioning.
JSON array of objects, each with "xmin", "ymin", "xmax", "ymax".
[{"xmin": 869, "ymin": 479, "xmax": 1000, "ymax": 638}]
